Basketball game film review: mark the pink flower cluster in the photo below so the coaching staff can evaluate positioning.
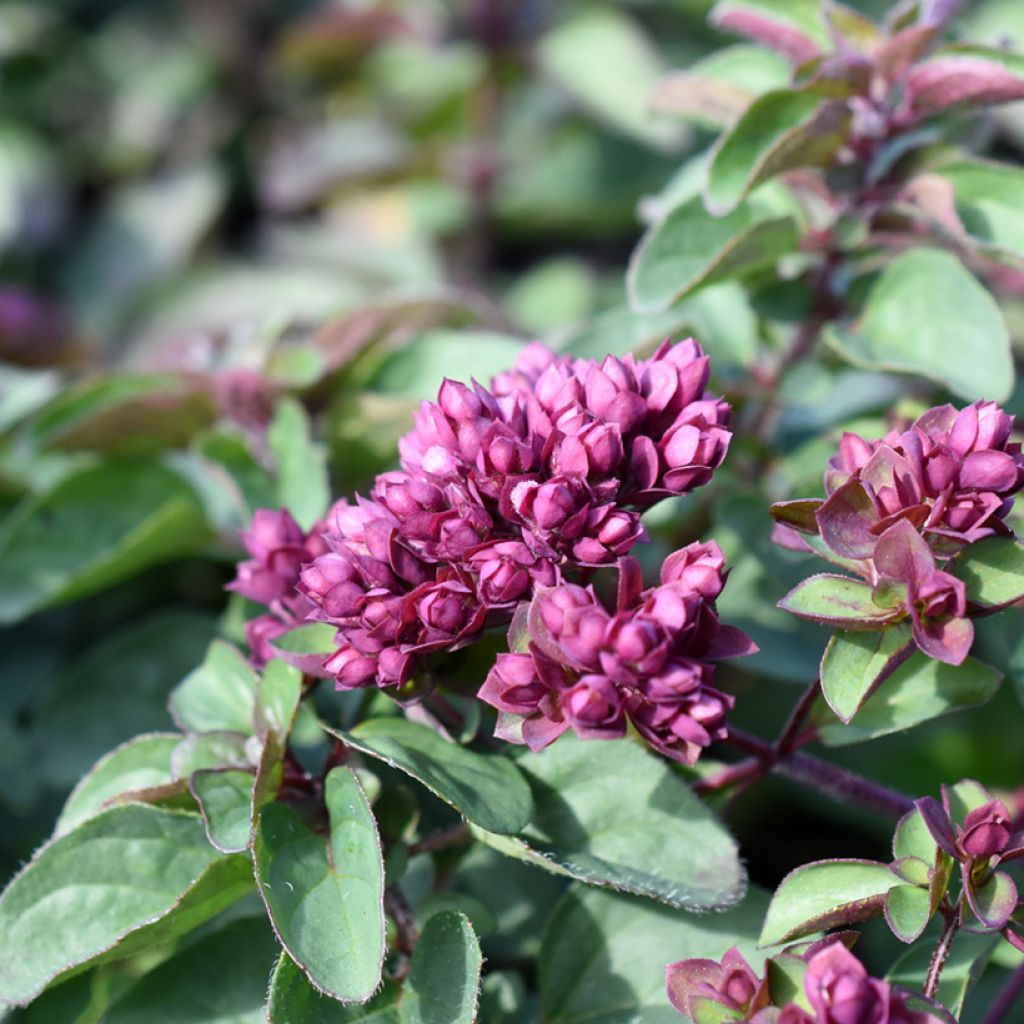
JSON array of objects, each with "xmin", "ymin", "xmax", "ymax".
[
  {"xmin": 286, "ymin": 340, "xmax": 732, "ymax": 691},
  {"xmin": 667, "ymin": 940, "xmax": 946, "ymax": 1023},
  {"xmin": 479, "ymin": 544, "xmax": 756, "ymax": 764},
  {"xmin": 823, "ymin": 402, "xmax": 1023, "ymax": 555}
]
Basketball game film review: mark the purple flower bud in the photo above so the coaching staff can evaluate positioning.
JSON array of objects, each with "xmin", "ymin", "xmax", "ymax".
[
  {"xmin": 626, "ymin": 686, "xmax": 733, "ymax": 765},
  {"xmin": 228, "ymin": 508, "xmax": 312, "ymax": 604},
  {"xmin": 467, "ymin": 540, "xmax": 556, "ymax": 606},
  {"xmin": 478, "ymin": 653, "xmax": 548, "ymax": 714},
  {"xmin": 661, "ymin": 540, "xmax": 728, "ymax": 598},
  {"xmin": 561, "ymin": 674, "xmax": 626, "ymax": 739},
  {"xmin": 803, "ymin": 942, "xmax": 897, "ymax": 1024},
  {"xmin": 324, "ymin": 644, "xmax": 378, "ymax": 689},
  {"xmin": 958, "ymin": 800, "xmax": 1012, "ymax": 859},
  {"xmin": 245, "ymin": 614, "xmax": 291, "ymax": 669},
  {"xmin": 666, "ymin": 947, "xmax": 768, "ymax": 1021},
  {"xmin": 299, "ymin": 553, "xmax": 364, "ymax": 620},
  {"xmin": 584, "ymin": 357, "xmax": 648, "ymax": 433},
  {"xmin": 572, "ymin": 508, "xmax": 646, "ymax": 565},
  {"xmin": 660, "ymin": 408, "xmax": 732, "ymax": 494},
  {"xmin": 534, "ymin": 584, "xmax": 610, "ymax": 670}
]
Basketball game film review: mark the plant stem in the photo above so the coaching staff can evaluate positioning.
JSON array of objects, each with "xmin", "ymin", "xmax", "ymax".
[
  {"xmin": 925, "ymin": 912, "xmax": 960, "ymax": 1000},
  {"xmin": 724, "ymin": 726, "xmax": 914, "ymax": 820},
  {"xmin": 775, "ymin": 676, "xmax": 822, "ymax": 756},
  {"xmin": 982, "ymin": 962, "xmax": 1024, "ymax": 1024},
  {"xmin": 409, "ymin": 822, "xmax": 471, "ymax": 856}
]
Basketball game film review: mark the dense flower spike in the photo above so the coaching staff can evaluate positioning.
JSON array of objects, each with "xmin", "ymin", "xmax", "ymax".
[
  {"xmin": 667, "ymin": 941, "xmax": 947, "ymax": 1023},
  {"xmin": 266, "ymin": 339, "xmax": 731, "ymax": 694},
  {"xmin": 479, "ymin": 545, "xmax": 756, "ymax": 764}
]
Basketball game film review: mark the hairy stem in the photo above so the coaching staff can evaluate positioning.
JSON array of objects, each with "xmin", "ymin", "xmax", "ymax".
[
  {"xmin": 775, "ymin": 676, "xmax": 822, "ymax": 756},
  {"xmin": 409, "ymin": 822, "xmax": 472, "ymax": 856},
  {"xmin": 925, "ymin": 912, "xmax": 960, "ymax": 1000},
  {"xmin": 724, "ymin": 726, "xmax": 914, "ymax": 820},
  {"xmin": 982, "ymin": 961, "xmax": 1024, "ymax": 1024}
]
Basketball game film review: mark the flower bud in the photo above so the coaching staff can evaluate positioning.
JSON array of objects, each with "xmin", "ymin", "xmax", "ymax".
[
  {"xmin": 660, "ymin": 541, "xmax": 728, "ymax": 598},
  {"xmin": 561, "ymin": 674, "xmax": 626, "ymax": 739}
]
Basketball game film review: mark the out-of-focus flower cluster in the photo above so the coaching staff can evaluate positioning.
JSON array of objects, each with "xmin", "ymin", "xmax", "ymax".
[
  {"xmin": 773, "ymin": 401, "xmax": 1024, "ymax": 666},
  {"xmin": 228, "ymin": 340, "xmax": 751, "ymax": 760},
  {"xmin": 479, "ymin": 545, "xmax": 756, "ymax": 764},
  {"xmin": 667, "ymin": 940, "xmax": 947, "ymax": 1024}
]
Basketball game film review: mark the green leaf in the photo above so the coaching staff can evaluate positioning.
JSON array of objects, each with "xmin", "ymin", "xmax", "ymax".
[
  {"xmin": 536, "ymin": 10, "xmax": 683, "ymax": 150},
  {"xmin": 627, "ymin": 189, "xmax": 799, "ymax": 314},
  {"xmin": 104, "ymin": 916, "xmax": 279, "ymax": 1023},
  {"xmin": 399, "ymin": 910, "xmax": 482, "ymax": 1024},
  {"xmin": 759, "ymin": 859, "xmax": 898, "ymax": 946},
  {"xmin": 256, "ymin": 659, "xmax": 303, "ymax": 737},
  {"xmin": 191, "ymin": 769, "xmax": 254, "ymax": 854},
  {"xmin": 884, "ymin": 884, "xmax": 933, "ymax": 943},
  {"xmin": 949, "ymin": 537, "xmax": 1024, "ymax": 611},
  {"xmin": 820, "ymin": 625, "xmax": 915, "ymax": 723},
  {"xmin": 888, "ymin": 928, "xmax": 998, "ymax": 1016},
  {"xmin": 0, "ymin": 805, "xmax": 245, "ymax": 1006},
  {"xmin": 710, "ymin": 0, "xmax": 831, "ymax": 53},
  {"xmin": 779, "ymin": 574, "xmax": 900, "ymax": 629},
  {"xmin": 327, "ymin": 719, "xmax": 533, "ymax": 836},
  {"xmin": 254, "ymin": 767, "xmax": 385, "ymax": 1003},
  {"xmin": 269, "ymin": 954, "xmax": 401, "ymax": 1022},
  {"xmin": 271, "ymin": 622, "xmax": 337, "ymax": 656},
  {"xmin": 541, "ymin": 885, "xmax": 767, "ymax": 1024},
  {"xmin": 934, "ymin": 159, "xmax": 1024, "ymax": 261},
  {"xmin": 0, "ymin": 460, "xmax": 208, "ymax": 624},
  {"xmin": 170, "ymin": 640, "xmax": 258, "ymax": 734},
  {"xmin": 705, "ymin": 89, "xmax": 851, "ymax": 214},
  {"xmin": 479, "ymin": 733, "xmax": 744, "ymax": 911},
  {"xmin": 893, "ymin": 807, "xmax": 940, "ymax": 864},
  {"xmin": 816, "ymin": 653, "xmax": 1003, "ymax": 746},
  {"xmin": 824, "ymin": 248, "xmax": 1014, "ymax": 403},
  {"xmin": 56, "ymin": 733, "xmax": 180, "ymax": 837},
  {"xmin": 267, "ymin": 397, "xmax": 329, "ymax": 532}
]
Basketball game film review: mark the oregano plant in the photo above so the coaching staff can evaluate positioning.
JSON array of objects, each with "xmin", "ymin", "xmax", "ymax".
[{"xmin": 1, "ymin": 0, "xmax": 1024, "ymax": 1022}]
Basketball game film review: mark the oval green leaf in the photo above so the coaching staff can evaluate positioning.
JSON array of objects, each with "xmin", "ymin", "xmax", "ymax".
[
  {"xmin": 269, "ymin": 954, "xmax": 401, "ymax": 1023},
  {"xmin": 949, "ymin": 537, "xmax": 1024, "ymax": 610},
  {"xmin": 169, "ymin": 640, "xmax": 258, "ymax": 734},
  {"xmin": 399, "ymin": 910, "xmax": 482, "ymax": 1024},
  {"xmin": 779, "ymin": 574, "xmax": 900, "ymax": 630},
  {"xmin": 820, "ymin": 625, "xmax": 915, "ymax": 723},
  {"xmin": 254, "ymin": 767, "xmax": 385, "ymax": 1004},
  {"xmin": 191, "ymin": 768, "xmax": 255, "ymax": 854},
  {"xmin": 884, "ymin": 884, "xmax": 933, "ymax": 943},
  {"xmin": 327, "ymin": 719, "xmax": 533, "ymax": 836}
]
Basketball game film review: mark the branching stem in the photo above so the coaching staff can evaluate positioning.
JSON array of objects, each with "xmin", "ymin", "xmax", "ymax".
[{"xmin": 924, "ymin": 911, "xmax": 960, "ymax": 1000}]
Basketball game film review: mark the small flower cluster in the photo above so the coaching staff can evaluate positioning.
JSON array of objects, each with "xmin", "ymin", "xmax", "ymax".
[
  {"xmin": 291, "ymin": 340, "xmax": 731, "ymax": 690},
  {"xmin": 227, "ymin": 340, "xmax": 752, "ymax": 761},
  {"xmin": 667, "ymin": 940, "xmax": 946, "ymax": 1024},
  {"xmin": 479, "ymin": 545, "xmax": 756, "ymax": 764},
  {"xmin": 916, "ymin": 785, "xmax": 1024, "ymax": 936},
  {"xmin": 774, "ymin": 401, "xmax": 1024, "ymax": 665}
]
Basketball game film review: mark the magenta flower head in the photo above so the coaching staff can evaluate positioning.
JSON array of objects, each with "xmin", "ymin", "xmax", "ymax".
[
  {"xmin": 228, "ymin": 508, "xmax": 325, "ymax": 605},
  {"xmin": 666, "ymin": 947, "xmax": 769, "ymax": 1022}
]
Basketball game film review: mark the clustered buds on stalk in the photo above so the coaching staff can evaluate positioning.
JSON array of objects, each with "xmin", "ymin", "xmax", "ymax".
[
  {"xmin": 773, "ymin": 401, "xmax": 1024, "ymax": 666},
  {"xmin": 228, "ymin": 340, "xmax": 752, "ymax": 761},
  {"xmin": 667, "ymin": 940, "xmax": 946, "ymax": 1023},
  {"xmin": 479, "ymin": 547, "xmax": 756, "ymax": 764}
]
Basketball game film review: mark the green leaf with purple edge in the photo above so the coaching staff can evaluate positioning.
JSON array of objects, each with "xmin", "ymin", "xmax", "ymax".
[
  {"xmin": 190, "ymin": 768, "xmax": 254, "ymax": 854},
  {"xmin": 759, "ymin": 859, "xmax": 899, "ymax": 946},
  {"xmin": 769, "ymin": 498, "xmax": 823, "ymax": 535},
  {"xmin": 905, "ymin": 45, "xmax": 1024, "ymax": 119},
  {"xmin": 169, "ymin": 640, "xmax": 258, "ymax": 735},
  {"xmin": 967, "ymin": 870, "xmax": 1018, "ymax": 931},
  {"xmin": 253, "ymin": 767, "xmax": 385, "ymax": 1004},
  {"xmin": 268, "ymin": 952, "xmax": 401, "ymax": 1023},
  {"xmin": 256, "ymin": 659, "xmax": 303, "ymax": 738},
  {"xmin": 815, "ymin": 479, "xmax": 878, "ymax": 561},
  {"xmin": 778, "ymin": 574, "xmax": 900, "ymax": 630},
  {"xmin": 709, "ymin": 0, "xmax": 830, "ymax": 63},
  {"xmin": 884, "ymin": 884, "xmax": 932, "ymax": 943},
  {"xmin": 893, "ymin": 807, "xmax": 940, "ymax": 864},
  {"xmin": 820, "ymin": 624, "xmax": 915, "ymax": 723},
  {"xmin": 948, "ymin": 537, "xmax": 1024, "ymax": 611},
  {"xmin": 705, "ymin": 88, "xmax": 851, "ymax": 214},
  {"xmin": 814, "ymin": 653, "xmax": 1003, "ymax": 746}
]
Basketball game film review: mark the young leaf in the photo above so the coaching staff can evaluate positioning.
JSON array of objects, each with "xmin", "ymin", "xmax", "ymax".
[
  {"xmin": 55, "ymin": 733, "xmax": 180, "ymax": 837},
  {"xmin": 778, "ymin": 574, "xmax": 899, "ymax": 629},
  {"xmin": 254, "ymin": 767, "xmax": 385, "ymax": 1004},
  {"xmin": 759, "ymin": 859, "xmax": 899, "ymax": 946},
  {"xmin": 820, "ymin": 625, "xmax": 915, "ymax": 723},
  {"xmin": 824, "ymin": 248, "xmax": 1014, "ymax": 403},
  {"xmin": 541, "ymin": 885, "xmax": 767, "ymax": 1024},
  {"xmin": 705, "ymin": 89, "xmax": 851, "ymax": 214},
  {"xmin": 905, "ymin": 49, "xmax": 1024, "ymax": 118},
  {"xmin": 169, "ymin": 640, "xmax": 258, "ymax": 734},
  {"xmin": 256, "ymin": 659, "xmax": 303, "ymax": 738},
  {"xmin": 476, "ymin": 733, "xmax": 745, "ymax": 911},
  {"xmin": 190, "ymin": 768, "xmax": 255, "ymax": 854},
  {"xmin": 815, "ymin": 653, "xmax": 1003, "ymax": 746},
  {"xmin": 884, "ymin": 884, "xmax": 933, "ymax": 943},
  {"xmin": 103, "ymin": 916, "xmax": 279, "ymax": 1024},
  {"xmin": 769, "ymin": 499, "xmax": 823, "ymax": 535},
  {"xmin": 627, "ymin": 189, "xmax": 799, "ymax": 314},
  {"xmin": 267, "ymin": 397, "xmax": 329, "ymax": 532},
  {"xmin": 326, "ymin": 719, "xmax": 533, "ymax": 836},
  {"xmin": 948, "ymin": 537, "xmax": 1024, "ymax": 611},
  {"xmin": 709, "ymin": 0, "xmax": 829, "ymax": 64},
  {"xmin": 399, "ymin": 910, "xmax": 482, "ymax": 1024},
  {"xmin": 893, "ymin": 807, "xmax": 940, "ymax": 865},
  {"xmin": 0, "ymin": 805, "xmax": 244, "ymax": 1006},
  {"xmin": 268, "ymin": 953, "xmax": 401, "ymax": 1023}
]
